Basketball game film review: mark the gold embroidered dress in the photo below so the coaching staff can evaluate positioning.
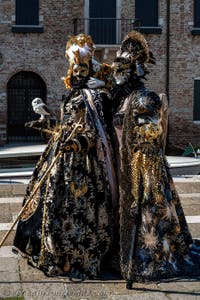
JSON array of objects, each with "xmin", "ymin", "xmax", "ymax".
[{"xmin": 113, "ymin": 82, "xmax": 200, "ymax": 283}]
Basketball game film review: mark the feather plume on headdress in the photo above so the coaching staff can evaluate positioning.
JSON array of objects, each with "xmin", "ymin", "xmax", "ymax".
[
  {"xmin": 64, "ymin": 33, "xmax": 113, "ymax": 89},
  {"xmin": 113, "ymin": 31, "xmax": 155, "ymax": 78},
  {"xmin": 117, "ymin": 31, "xmax": 150, "ymax": 64},
  {"xmin": 64, "ymin": 34, "xmax": 95, "ymax": 89},
  {"xmin": 65, "ymin": 33, "xmax": 95, "ymax": 65},
  {"xmin": 66, "ymin": 43, "xmax": 92, "ymax": 65}
]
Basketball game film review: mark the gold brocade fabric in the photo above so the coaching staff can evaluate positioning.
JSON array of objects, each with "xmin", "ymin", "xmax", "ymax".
[
  {"xmin": 13, "ymin": 89, "xmax": 114, "ymax": 280},
  {"xmin": 113, "ymin": 83, "xmax": 200, "ymax": 282}
]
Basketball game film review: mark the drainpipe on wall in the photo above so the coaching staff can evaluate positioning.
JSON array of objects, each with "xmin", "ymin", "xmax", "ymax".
[
  {"xmin": 165, "ymin": 0, "xmax": 171, "ymax": 152},
  {"xmin": 166, "ymin": 0, "xmax": 170, "ymax": 102}
]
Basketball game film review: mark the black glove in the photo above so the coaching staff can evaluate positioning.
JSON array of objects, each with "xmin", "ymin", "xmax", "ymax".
[{"xmin": 25, "ymin": 120, "xmax": 44, "ymax": 128}]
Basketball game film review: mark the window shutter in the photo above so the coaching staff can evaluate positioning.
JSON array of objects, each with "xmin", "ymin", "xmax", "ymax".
[
  {"xmin": 135, "ymin": 0, "xmax": 158, "ymax": 27},
  {"xmin": 194, "ymin": 79, "xmax": 200, "ymax": 121},
  {"xmin": 194, "ymin": 0, "xmax": 200, "ymax": 27},
  {"xmin": 16, "ymin": 0, "xmax": 39, "ymax": 25}
]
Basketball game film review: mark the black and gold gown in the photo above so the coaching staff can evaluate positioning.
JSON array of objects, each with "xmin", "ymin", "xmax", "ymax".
[
  {"xmin": 13, "ymin": 88, "xmax": 116, "ymax": 279},
  {"xmin": 112, "ymin": 81, "xmax": 200, "ymax": 283}
]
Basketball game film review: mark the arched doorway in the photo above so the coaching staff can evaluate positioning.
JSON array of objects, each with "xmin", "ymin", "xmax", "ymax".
[{"xmin": 7, "ymin": 71, "xmax": 46, "ymax": 142}]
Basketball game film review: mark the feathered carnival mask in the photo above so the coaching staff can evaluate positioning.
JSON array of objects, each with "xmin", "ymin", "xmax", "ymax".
[
  {"xmin": 112, "ymin": 30, "xmax": 155, "ymax": 78},
  {"xmin": 64, "ymin": 33, "xmax": 113, "ymax": 89},
  {"xmin": 64, "ymin": 34, "xmax": 95, "ymax": 89}
]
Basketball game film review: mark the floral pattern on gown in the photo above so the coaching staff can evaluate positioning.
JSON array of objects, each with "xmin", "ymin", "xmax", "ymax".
[{"xmin": 13, "ymin": 89, "xmax": 114, "ymax": 279}]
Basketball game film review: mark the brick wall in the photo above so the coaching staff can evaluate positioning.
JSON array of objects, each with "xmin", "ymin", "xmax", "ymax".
[
  {"xmin": 0, "ymin": 0, "xmax": 84, "ymax": 144},
  {"xmin": 0, "ymin": 0, "xmax": 200, "ymax": 151}
]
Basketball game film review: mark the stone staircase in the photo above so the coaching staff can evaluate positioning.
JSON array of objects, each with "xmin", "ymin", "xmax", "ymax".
[
  {"xmin": 173, "ymin": 176, "xmax": 200, "ymax": 239},
  {"xmin": 0, "ymin": 176, "xmax": 199, "ymax": 247},
  {"xmin": 0, "ymin": 176, "xmax": 200, "ymax": 300}
]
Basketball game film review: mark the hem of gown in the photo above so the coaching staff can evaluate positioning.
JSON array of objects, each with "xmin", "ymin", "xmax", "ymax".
[
  {"xmin": 121, "ymin": 258, "xmax": 200, "ymax": 283},
  {"xmin": 132, "ymin": 271, "xmax": 200, "ymax": 284},
  {"xmin": 121, "ymin": 239, "xmax": 200, "ymax": 283},
  {"xmin": 12, "ymin": 246, "xmax": 101, "ymax": 280}
]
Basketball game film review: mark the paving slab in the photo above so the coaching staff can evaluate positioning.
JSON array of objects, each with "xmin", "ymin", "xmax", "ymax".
[
  {"xmin": 180, "ymin": 196, "xmax": 200, "ymax": 216},
  {"xmin": 0, "ymin": 282, "xmax": 23, "ymax": 299},
  {"xmin": 0, "ymin": 256, "xmax": 19, "ymax": 273},
  {"xmin": 0, "ymin": 248, "xmax": 199, "ymax": 300},
  {"xmin": 187, "ymin": 223, "xmax": 200, "ymax": 239},
  {"xmin": 0, "ymin": 228, "xmax": 15, "ymax": 246},
  {"xmin": 0, "ymin": 182, "xmax": 27, "ymax": 197},
  {"xmin": 0, "ymin": 245, "xmax": 16, "ymax": 257}
]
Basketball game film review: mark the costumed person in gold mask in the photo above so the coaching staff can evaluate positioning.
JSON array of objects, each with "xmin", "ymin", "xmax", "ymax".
[
  {"xmin": 11, "ymin": 34, "xmax": 117, "ymax": 280},
  {"xmin": 111, "ymin": 31, "xmax": 200, "ymax": 289}
]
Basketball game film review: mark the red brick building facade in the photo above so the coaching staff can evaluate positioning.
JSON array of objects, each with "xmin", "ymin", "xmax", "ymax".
[{"xmin": 0, "ymin": 0, "xmax": 200, "ymax": 152}]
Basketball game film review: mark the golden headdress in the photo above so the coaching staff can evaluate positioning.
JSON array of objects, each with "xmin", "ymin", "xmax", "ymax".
[
  {"xmin": 64, "ymin": 34, "xmax": 95, "ymax": 89},
  {"xmin": 65, "ymin": 33, "xmax": 95, "ymax": 66},
  {"xmin": 117, "ymin": 30, "xmax": 150, "ymax": 64}
]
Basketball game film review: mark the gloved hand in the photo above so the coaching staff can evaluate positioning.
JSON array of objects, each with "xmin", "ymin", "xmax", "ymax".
[
  {"xmin": 25, "ymin": 119, "xmax": 44, "ymax": 128},
  {"xmin": 86, "ymin": 77, "xmax": 105, "ymax": 89}
]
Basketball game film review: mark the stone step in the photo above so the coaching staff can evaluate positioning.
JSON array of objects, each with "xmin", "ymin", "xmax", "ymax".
[
  {"xmin": 0, "ymin": 175, "xmax": 199, "ymax": 246},
  {"xmin": 0, "ymin": 194, "xmax": 199, "ymax": 222},
  {"xmin": 0, "ymin": 182, "xmax": 28, "ymax": 197},
  {"xmin": 0, "ymin": 178, "xmax": 200, "ymax": 198},
  {"xmin": 173, "ymin": 176, "xmax": 200, "ymax": 193},
  {"xmin": 0, "ymin": 221, "xmax": 200, "ymax": 247},
  {"xmin": 0, "ymin": 224, "xmax": 16, "ymax": 246},
  {"xmin": 0, "ymin": 193, "xmax": 200, "ymax": 246},
  {"xmin": 0, "ymin": 197, "xmax": 23, "ymax": 222},
  {"xmin": 180, "ymin": 193, "xmax": 200, "ymax": 216}
]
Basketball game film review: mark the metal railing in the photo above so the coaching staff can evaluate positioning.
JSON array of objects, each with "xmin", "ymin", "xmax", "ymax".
[{"xmin": 73, "ymin": 18, "xmax": 141, "ymax": 45}]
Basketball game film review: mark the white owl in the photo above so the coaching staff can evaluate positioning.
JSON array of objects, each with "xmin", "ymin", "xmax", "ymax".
[{"xmin": 32, "ymin": 98, "xmax": 52, "ymax": 120}]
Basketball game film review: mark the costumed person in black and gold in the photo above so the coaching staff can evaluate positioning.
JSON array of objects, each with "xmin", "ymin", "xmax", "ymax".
[
  {"xmin": 12, "ymin": 34, "xmax": 117, "ymax": 280},
  {"xmin": 111, "ymin": 31, "xmax": 200, "ymax": 289}
]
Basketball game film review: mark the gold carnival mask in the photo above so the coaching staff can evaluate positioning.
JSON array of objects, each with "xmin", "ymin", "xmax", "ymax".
[{"xmin": 72, "ymin": 63, "xmax": 89, "ymax": 81}]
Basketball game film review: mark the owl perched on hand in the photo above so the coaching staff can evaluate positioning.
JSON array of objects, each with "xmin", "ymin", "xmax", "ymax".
[{"xmin": 32, "ymin": 98, "xmax": 52, "ymax": 120}]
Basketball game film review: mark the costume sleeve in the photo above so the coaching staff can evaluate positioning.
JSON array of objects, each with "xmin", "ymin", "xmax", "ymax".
[
  {"xmin": 61, "ymin": 117, "xmax": 96, "ymax": 153},
  {"xmin": 73, "ymin": 124, "xmax": 96, "ymax": 152}
]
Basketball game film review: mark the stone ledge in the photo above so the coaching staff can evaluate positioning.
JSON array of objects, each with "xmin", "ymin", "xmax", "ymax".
[{"xmin": 12, "ymin": 25, "xmax": 44, "ymax": 33}]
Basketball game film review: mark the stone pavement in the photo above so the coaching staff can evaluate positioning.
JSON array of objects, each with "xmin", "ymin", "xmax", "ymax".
[{"xmin": 0, "ymin": 244, "xmax": 200, "ymax": 300}]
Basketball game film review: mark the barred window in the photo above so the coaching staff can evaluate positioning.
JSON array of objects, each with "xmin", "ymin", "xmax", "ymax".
[
  {"xmin": 7, "ymin": 71, "xmax": 46, "ymax": 141},
  {"xmin": 89, "ymin": 0, "xmax": 116, "ymax": 44}
]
